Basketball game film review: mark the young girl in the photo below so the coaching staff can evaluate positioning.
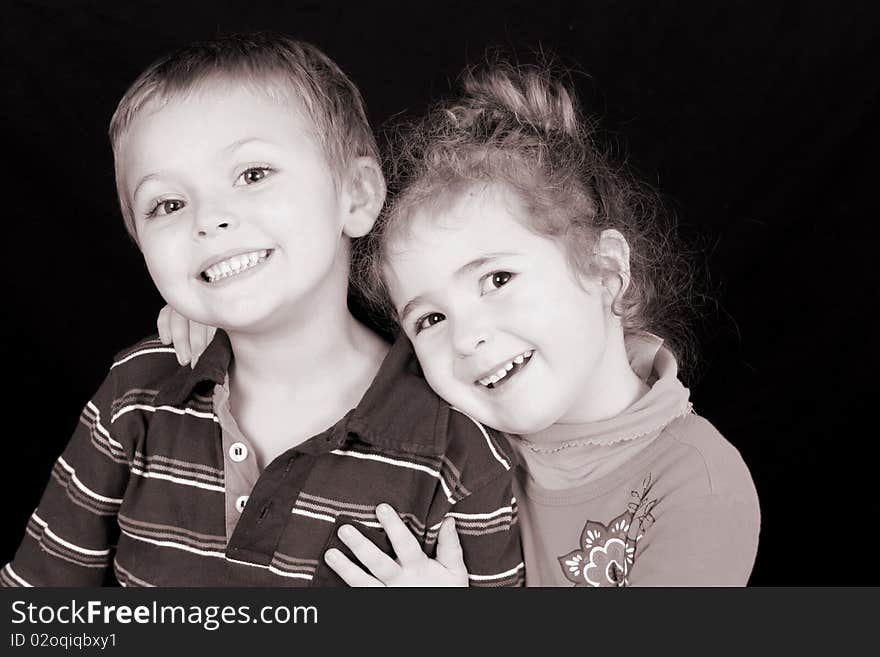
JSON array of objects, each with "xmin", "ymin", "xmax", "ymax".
[{"xmin": 162, "ymin": 62, "xmax": 760, "ymax": 587}]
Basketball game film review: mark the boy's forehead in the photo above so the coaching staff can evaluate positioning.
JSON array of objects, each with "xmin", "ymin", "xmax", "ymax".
[
  {"xmin": 114, "ymin": 82, "xmax": 340, "ymax": 221},
  {"xmin": 121, "ymin": 75, "xmax": 319, "ymax": 155},
  {"xmin": 119, "ymin": 78, "xmax": 323, "ymax": 172},
  {"xmin": 144, "ymin": 75, "xmax": 314, "ymax": 129}
]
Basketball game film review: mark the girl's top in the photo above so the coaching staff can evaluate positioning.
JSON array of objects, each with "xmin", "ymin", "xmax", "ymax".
[{"xmin": 510, "ymin": 335, "xmax": 760, "ymax": 586}]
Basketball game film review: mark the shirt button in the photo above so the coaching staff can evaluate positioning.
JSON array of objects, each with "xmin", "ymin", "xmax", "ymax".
[
  {"xmin": 235, "ymin": 495, "xmax": 249, "ymax": 512},
  {"xmin": 229, "ymin": 442, "xmax": 249, "ymax": 462}
]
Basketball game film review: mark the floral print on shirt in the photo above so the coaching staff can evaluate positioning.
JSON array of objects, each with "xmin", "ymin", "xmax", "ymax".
[{"xmin": 558, "ymin": 473, "xmax": 657, "ymax": 587}]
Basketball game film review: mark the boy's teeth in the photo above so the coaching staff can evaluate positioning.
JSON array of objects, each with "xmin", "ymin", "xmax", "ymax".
[
  {"xmin": 203, "ymin": 249, "xmax": 269, "ymax": 282},
  {"xmin": 514, "ymin": 354, "xmax": 524, "ymax": 364}
]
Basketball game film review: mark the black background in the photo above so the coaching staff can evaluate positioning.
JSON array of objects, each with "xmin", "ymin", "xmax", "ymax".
[{"xmin": 2, "ymin": 0, "xmax": 877, "ymax": 585}]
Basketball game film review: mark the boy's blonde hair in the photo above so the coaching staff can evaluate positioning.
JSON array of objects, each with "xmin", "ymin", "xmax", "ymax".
[
  {"xmin": 356, "ymin": 60, "xmax": 699, "ymax": 374},
  {"xmin": 109, "ymin": 32, "xmax": 379, "ymax": 240}
]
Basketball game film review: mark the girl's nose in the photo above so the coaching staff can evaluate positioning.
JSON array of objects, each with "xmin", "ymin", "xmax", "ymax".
[{"xmin": 453, "ymin": 322, "xmax": 490, "ymax": 357}]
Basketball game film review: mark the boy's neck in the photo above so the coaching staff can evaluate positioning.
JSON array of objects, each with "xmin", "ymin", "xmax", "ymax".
[
  {"xmin": 226, "ymin": 298, "xmax": 385, "ymax": 394},
  {"xmin": 222, "ymin": 291, "xmax": 389, "ymax": 464}
]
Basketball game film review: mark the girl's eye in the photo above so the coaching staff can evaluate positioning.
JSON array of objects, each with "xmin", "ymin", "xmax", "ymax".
[
  {"xmin": 146, "ymin": 198, "xmax": 186, "ymax": 218},
  {"xmin": 480, "ymin": 271, "xmax": 514, "ymax": 294},
  {"xmin": 237, "ymin": 166, "xmax": 273, "ymax": 185},
  {"xmin": 415, "ymin": 312, "xmax": 446, "ymax": 334}
]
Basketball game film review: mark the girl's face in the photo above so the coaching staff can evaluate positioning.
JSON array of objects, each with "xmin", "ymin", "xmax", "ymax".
[{"xmin": 383, "ymin": 183, "xmax": 621, "ymax": 435}]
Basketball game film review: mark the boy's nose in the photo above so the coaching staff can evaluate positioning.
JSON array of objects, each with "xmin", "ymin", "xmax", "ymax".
[
  {"xmin": 196, "ymin": 220, "xmax": 231, "ymax": 238},
  {"xmin": 193, "ymin": 209, "xmax": 239, "ymax": 238}
]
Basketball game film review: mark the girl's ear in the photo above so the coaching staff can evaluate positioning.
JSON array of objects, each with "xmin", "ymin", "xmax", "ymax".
[
  {"xmin": 595, "ymin": 229, "xmax": 632, "ymax": 307},
  {"xmin": 342, "ymin": 157, "xmax": 387, "ymax": 238}
]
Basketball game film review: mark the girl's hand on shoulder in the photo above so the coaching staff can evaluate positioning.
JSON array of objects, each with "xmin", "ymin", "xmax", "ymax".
[
  {"xmin": 156, "ymin": 304, "xmax": 217, "ymax": 368},
  {"xmin": 324, "ymin": 503, "xmax": 469, "ymax": 587}
]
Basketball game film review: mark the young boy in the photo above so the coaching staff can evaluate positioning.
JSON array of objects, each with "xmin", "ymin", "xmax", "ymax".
[{"xmin": 1, "ymin": 33, "xmax": 523, "ymax": 587}]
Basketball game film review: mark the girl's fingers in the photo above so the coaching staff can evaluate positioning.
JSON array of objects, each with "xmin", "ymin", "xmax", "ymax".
[
  {"xmin": 157, "ymin": 305, "xmax": 173, "ymax": 345},
  {"xmin": 375, "ymin": 504, "xmax": 424, "ymax": 567},
  {"xmin": 435, "ymin": 516, "xmax": 467, "ymax": 575},
  {"xmin": 188, "ymin": 323, "xmax": 216, "ymax": 369},
  {"xmin": 169, "ymin": 310, "xmax": 192, "ymax": 365},
  {"xmin": 323, "ymin": 549, "xmax": 383, "ymax": 587},
  {"xmin": 336, "ymin": 524, "xmax": 400, "ymax": 584}
]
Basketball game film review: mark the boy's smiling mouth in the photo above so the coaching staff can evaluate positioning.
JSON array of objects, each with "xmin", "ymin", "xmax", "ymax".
[
  {"xmin": 199, "ymin": 249, "xmax": 274, "ymax": 283},
  {"xmin": 476, "ymin": 350, "xmax": 534, "ymax": 389}
]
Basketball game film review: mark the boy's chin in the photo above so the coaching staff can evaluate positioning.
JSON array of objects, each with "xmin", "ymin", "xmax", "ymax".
[{"xmin": 174, "ymin": 298, "xmax": 276, "ymax": 333}]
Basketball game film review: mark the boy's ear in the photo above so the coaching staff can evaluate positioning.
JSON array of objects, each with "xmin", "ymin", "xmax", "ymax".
[
  {"xmin": 341, "ymin": 157, "xmax": 386, "ymax": 238},
  {"xmin": 594, "ymin": 229, "xmax": 632, "ymax": 304}
]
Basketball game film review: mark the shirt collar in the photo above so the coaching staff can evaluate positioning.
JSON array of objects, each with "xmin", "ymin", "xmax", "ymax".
[
  {"xmin": 517, "ymin": 333, "xmax": 692, "ymax": 450},
  {"xmin": 341, "ymin": 335, "xmax": 448, "ymax": 455},
  {"xmin": 154, "ymin": 330, "xmax": 233, "ymax": 407},
  {"xmin": 154, "ymin": 331, "xmax": 447, "ymax": 456}
]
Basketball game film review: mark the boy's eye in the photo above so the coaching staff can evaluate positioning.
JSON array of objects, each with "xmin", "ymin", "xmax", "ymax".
[
  {"xmin": 480, "ymin": 271, "xmax": 514, "ymax": 294},
  {"xmin": 415, "ymin": 312, "xmax": 446, "ymax": 334},
  {"xmin": 237, "ymin": 166, "xmax": 273, "ymax": 185},
  {"xmin": 146, "ymin": 198, "xmax": 186, "ymax": 218}
]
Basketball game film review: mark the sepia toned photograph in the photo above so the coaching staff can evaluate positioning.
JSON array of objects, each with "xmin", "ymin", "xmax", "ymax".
[{"xmin": 1, "ymin": 0, "xmax": 875, "ymax": 603}]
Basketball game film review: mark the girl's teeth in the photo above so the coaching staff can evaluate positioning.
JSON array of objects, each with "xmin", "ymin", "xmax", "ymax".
[{"xmin": 477, "ymin": 350, "xmax": 534, "ymax": 388}]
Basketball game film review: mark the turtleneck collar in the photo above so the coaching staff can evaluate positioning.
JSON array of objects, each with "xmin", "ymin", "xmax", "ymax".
[{"xmin": 510, "ymin": 333, "xmax": 692, "ymax": 490}]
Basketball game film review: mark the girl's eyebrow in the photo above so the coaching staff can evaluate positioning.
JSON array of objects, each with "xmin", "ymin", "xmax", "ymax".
[
  {"xmin": 398, "ymin": 295, "xmax": 426, "ymax": 325},
  {"xmin": 397, "ymin": 252, "xmax": 519, "ymax": 323},
  {"xmin": 222, "ymin": 136, "xmax": 275, "ymax": 154},
  {"xmin": 455, "ymin": 252, "xmax": 518, "ymax": 277}
]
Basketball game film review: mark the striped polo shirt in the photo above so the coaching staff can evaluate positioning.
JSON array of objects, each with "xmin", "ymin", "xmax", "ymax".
[{"xmin": 2, "ymin": 333, "xmax": 524, "ymax": 587}]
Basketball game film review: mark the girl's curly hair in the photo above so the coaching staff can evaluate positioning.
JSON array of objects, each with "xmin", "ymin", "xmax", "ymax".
[{"xmin": 353, "ymin": 59, "xmax": 700, "ymax": 376}]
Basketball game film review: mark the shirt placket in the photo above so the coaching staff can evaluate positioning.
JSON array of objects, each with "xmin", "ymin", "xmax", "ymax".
[{"xmin": 213, "ymin": 376, "xmax": 262, "ymax": 541}]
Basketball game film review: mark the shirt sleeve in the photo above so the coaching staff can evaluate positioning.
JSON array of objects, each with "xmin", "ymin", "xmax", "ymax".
[
  {"xmin": 628, "ymin": 494, "xmax": 760, "ymax": 586},
  {"xmin": 441, "ymin": 410, "xmax": 524, "ymax": 587},
  {"xmin": 1, "ymin": 369, "xmax": 131, "ymax": 587}
]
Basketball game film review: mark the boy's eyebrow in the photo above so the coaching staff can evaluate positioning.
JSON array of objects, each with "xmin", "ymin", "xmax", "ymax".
[
  {"xmin": 131, "ymin": 173, "xmax": 162, "ymax": 202},
  {"xmin": 397, "ymin": 252, "xmax": 518, "ymax": 324},
  {"xmin": 130, "ymin": 138, "xmax": 277, "ymax": 201}
]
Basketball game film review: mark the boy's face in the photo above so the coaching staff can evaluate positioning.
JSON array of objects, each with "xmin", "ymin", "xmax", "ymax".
[
  {"xmin": 120, "ymin": 81, "xmax": 354, "ymax": 334},
  {"xmin": 384, "ymin": 183, "xmax": 617, "ymax": 435}
]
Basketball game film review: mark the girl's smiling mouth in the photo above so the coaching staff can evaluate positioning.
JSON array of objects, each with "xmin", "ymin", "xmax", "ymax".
[{"xmin": 476, "ymin": 350, "xmax": 534, "ymax": 388}]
